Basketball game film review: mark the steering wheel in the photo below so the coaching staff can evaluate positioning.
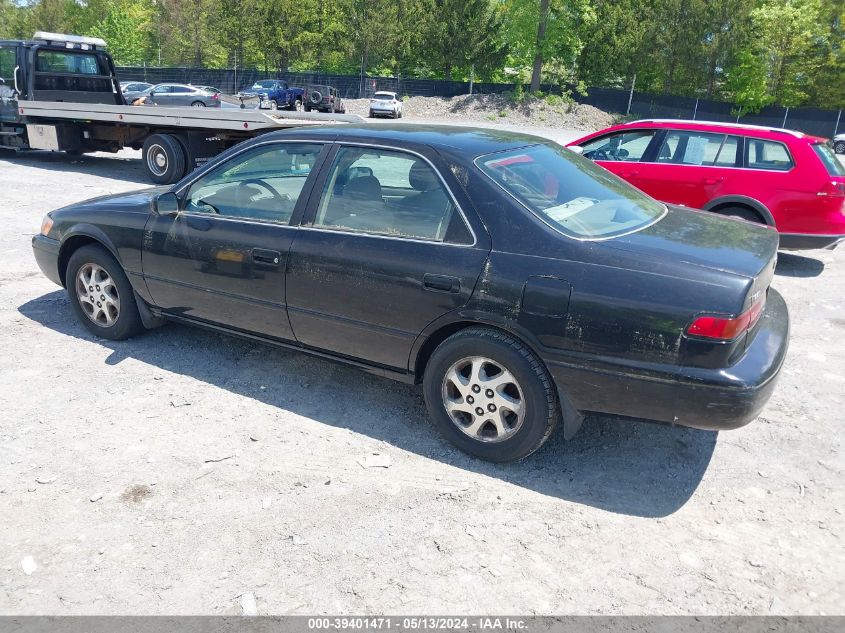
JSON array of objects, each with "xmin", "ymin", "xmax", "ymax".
[{"xmin": 237, "ymin": 178, "xmax": 289, "ymax": 203}]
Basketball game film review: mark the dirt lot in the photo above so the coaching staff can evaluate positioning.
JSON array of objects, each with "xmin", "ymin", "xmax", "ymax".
[{"xmin": 0, "ymin": 130, "xmax": 843, "ymax": 615}]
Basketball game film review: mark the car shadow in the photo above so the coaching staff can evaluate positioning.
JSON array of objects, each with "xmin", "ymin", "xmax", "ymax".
[
  {"xmin": 1, "ymin": 149, "xmax": 148, "ymax": 185},
  {"xmin": 19, "ymin": 291, "xmax": 717, "ymax": 518},
  {"xmin": 775, "ymin": 252, "xmax": 826, "ymax": 278}
]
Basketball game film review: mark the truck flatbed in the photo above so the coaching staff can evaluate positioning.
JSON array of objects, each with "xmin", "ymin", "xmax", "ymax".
[{"xmin": 17, "ymin": 100, "xmax": 363, "ymax": 132}]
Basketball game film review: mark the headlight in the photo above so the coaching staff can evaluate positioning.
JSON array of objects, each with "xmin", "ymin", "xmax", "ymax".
[{"xmin": 40, "ymin": 214, "xmax": 54, "ymax": 236}]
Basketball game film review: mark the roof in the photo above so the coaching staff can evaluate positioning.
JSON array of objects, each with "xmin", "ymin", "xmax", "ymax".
[
  {"xmin": 263, "ymin": 124, "xmax": 553, "ymax": 155},
  {"xmin": 629, "ymin": 119, "xmax": 806, "ymax": 138}
]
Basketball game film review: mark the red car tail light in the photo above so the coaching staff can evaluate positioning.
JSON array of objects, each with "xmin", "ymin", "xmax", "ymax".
[
  {"xmin": 212, "ymin": 92, "xmax": 219, "ymax": 100},
  {"xmin": 818, "ymin": 180, "xmax": 845, "ymax": 198},
  {"xmin": 686, "ymin": 295, "xmax": 766, "ymax": 341}
]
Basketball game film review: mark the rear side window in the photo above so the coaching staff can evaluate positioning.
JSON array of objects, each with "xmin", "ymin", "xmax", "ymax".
[
  {"xmin": 812, "ymin": 143, "xmax": 845, "ymax": 176},
  {"xmin": 580, "ymin": 131, "xmax": 655, "ymax": 162},
  {"xmin": 656, "ymin": 131, "xmax": 739, "ymax": 166},
  {"xmin": 746, "ymin": 139, "xmax": 793, "ymax": 171},
  {"xmin": 36, "ymin": 50, "xmax": 101, "ymax": 75}
]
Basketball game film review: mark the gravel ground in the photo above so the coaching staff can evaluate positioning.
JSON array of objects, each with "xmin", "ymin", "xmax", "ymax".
[
  {"xmin": 0, "ymin": 136, "xmax": 843, "ymax": 615},
  {"xmin": 343, "ymin": 94, "xmax": 616, "ymax": 130}
]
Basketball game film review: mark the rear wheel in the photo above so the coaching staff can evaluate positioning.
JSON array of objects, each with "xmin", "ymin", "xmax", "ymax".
[
  {"xmin": 369, "ymin": 110, "xmax": 375, "ymax": 118},
  {"xmin": 191, "ymin": 100, "xmax": 206, "ymax": 107},
  {"xmin": 834, "ymin": 140, "xmax": 845, "ymax": 154},
  {"xmin": 66, "ymin": 245, "xmax": 144, "ymax": 340},
  {"xmin": 423, "ymin": 327, "xmax": 559, "ymax": 462},
  {"xmin": 718, "ymin": 206, "xmax": 764, "ymax": 224},
  {"xmin": 142, "ymin": 134, "xmax": 186, "ymax": 185}
]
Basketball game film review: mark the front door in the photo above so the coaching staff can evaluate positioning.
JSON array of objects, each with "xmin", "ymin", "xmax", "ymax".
[
  {"xmin": 285, "ymin": 144, "xmax": 490, "ymax": 371},
  {"xmin": 580, "ymin": 128, "xmax": 659, "ymax": 192},
  {"xmin": 0, "ymin": 44, "xmax": 21, "ymax": 125},
  {"xmin": 142, "ymin": 141, "xmax": 328, "ymax": 341}
]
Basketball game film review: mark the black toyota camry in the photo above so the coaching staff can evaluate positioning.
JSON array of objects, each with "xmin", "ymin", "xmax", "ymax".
[{"xmin": 32, "ymin": 125, "xmax": 789, "ymax": 462}]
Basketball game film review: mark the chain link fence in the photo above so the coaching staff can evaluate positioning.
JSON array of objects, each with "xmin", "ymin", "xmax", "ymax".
[{"xmin": 116, "ymin": 65, "xmax": 843, "ymax": 138}]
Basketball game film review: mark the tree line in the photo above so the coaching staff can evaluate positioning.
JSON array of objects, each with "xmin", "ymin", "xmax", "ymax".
[{"xmin": 1, "ymin": 0, "xmax": 842, "ymax": 110}]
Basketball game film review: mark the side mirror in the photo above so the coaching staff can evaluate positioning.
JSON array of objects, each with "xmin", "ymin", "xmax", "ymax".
[
  {"xmin": 155, "ymin": 192, "xmax": 180, "ymax": 216},
  {"xmin": 567, "ymin": 145, "xmax": 584, "ymax": 155}
]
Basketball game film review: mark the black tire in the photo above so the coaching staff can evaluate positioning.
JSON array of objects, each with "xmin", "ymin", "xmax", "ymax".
[
  {"xmin": 304, "ymin": 104, "xmax": 311, "ymax": 112},
  {"xmin": 718, "ymin": 206, "xmax": 764, "ymax": 223},
  {"xmin": 310, "ymin": 91, "xmax": 322, "ymax": 105},
  {"xmin": 142, "ymin": 134, "xmax": 186, "ymax": 185},
  {"xmin": 290, "ymin": 99, "xmax": 302, "ymax": 111},
  {"xmin": 66, "ymin": 245, "xmax": 144, "ymax": 341},
  {"xmin": 369, "ymin": 110, "xmax": 375, "ymax": 118},
  {"xmin": 269, "ymin": 99, "xmax": 278, "ymax": 110},
  {"xmin": 423, "ymin": 327, "xmax": 559, "ymax": 462},
  {"xmin": 834, "ymin": 141, "xmax": 845, "ymax": 155},
  {"xmin": 191, "ymin": 100, "xmax": 206, "ymax": 108}
]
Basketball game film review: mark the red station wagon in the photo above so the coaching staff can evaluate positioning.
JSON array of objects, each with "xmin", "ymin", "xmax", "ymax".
[{"xmin": 568, "ymin": 120, "xmax": 845, "ymax": 250}]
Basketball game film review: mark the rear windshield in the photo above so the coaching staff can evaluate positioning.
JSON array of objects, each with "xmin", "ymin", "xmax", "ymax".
[
  {"xmin": 476, "ymin": 144, "xmax": 666, "ymax": 239},
  {"xmin": 373, "ymin": 93, "xmax": 395, "ymax": 100},
  {"xmin": 813, "ymin": 143, "xmax": 845, "ymax": 176}
]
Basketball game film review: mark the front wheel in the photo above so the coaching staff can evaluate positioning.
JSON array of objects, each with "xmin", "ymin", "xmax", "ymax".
[
  {"xmin": 834, "ymin": 140, "xmax": 845, "ymax": 155},
  {"xmin": 66, "ymin": 245, "xmax": 144, "ymax": 340},
  {"xmin": 423, "ymin": 327, "xmax": 559, "ymax": 462},
  {"xmin": 269, "ymin": 99, "xmax": 278, "ymax": 110}
]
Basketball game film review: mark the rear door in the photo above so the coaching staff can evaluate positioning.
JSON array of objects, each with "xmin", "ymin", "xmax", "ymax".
[
  {"xmin": 285, "ymin": 144, "xmax": 490, "ymax": 371},
  {"xmin": 635, "ymin": 130, "xmax": 741, "ymax": 209}
]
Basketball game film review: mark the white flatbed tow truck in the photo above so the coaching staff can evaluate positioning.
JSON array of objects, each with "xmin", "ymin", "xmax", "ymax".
[{"xmin": 0, "ymin": 33, "xmax": 360, "ymax": 183}]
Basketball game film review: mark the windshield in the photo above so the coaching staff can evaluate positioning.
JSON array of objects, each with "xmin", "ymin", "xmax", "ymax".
[
  {"xmin": 373, "ymin": 93, "xmax": 394, "ymax": 100},
  {"xmin": 813, "ymin": 143, "xmax": 845, "ymax": 176},
  {"xmin": 252, "ymin": 81, "xmax": 275, "ymax": 89},
  {"xmin": 476, "ymin": 144, "xmax": 666, "ymax": 239}
]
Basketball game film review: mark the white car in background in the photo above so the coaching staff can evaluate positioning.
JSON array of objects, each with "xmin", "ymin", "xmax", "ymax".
[
  {"xmin": 834, "ymin": 133, "xmax": 845, "ymax": 154},
  {"xmin": 369, "ymin": 91, "xmax": 403, "ymax": 119}
]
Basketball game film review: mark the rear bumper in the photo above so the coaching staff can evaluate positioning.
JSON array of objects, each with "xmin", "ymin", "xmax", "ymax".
[
  {"xmin": 779, "ymin": 232, "xmax": 845, "ymax": 250},
  {"xmin": 32, "ymin": 234, "xmax": 63, "ymax": 287},
  {"xmin": 546, "ymin": 288, "xmax": 790, "ymax": 431}
]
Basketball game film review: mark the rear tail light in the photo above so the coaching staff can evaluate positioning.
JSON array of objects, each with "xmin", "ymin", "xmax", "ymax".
[
  {"xmin": 212, "ymin": 93, "xmax": 219, "ymax": 100},
  {"xmin": 686, "ymin": 294, "xmax": 766, "ymax": 341},
  {"xmin": 818, "ymin": 180, "xmax": 845, "ymax": 198}
]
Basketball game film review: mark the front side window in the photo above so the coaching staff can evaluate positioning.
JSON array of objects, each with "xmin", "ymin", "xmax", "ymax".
[
  {"xmin": 313, "ymin": 146, "xmax": 469, "ymax": 243},
  {"xmin": 581, "ymin": 131, "xmax": 655, "ymax": 162},
  {"xmin": 656, "ymin": 131, "xmax": 737, "ymax": 166},
  {"xmin": 36, "ymin": 50, "xmax": 101, "ymax": 75},
  {"xmin": 184, "ymin": 143, "xmax": 323, "ymax": 223},
  {"xmin": 476, "ymin": 144, "xmax": 666, "ymax": 240},
  {"xmin": 746, "ymin": 138, "xmax": 793, "ymax": 171}
]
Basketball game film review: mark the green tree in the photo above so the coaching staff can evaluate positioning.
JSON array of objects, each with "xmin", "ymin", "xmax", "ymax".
[
  {"xmin": 89, "ymin": 1, "xmax": 153, "ymax": 66},
  {"xmin": 501, "ymin": 0, "xmax": 594, "ymax": 92},
  {"xmin": 421, "ymin": 0, "xmax": 507, "ymax": 80}
]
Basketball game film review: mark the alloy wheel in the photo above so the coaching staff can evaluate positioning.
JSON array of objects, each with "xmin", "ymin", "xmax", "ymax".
[
  {"xmin": 76, "ymin": 263, "xmax": 120, "ymax": 327},
  {"xmin": 441, "ymin": 356, "xmax": 525, "ymax": 443}
]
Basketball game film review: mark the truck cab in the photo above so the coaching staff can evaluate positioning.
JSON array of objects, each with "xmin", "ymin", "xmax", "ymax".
[{"xmin": 1, "ymin": 32, "xmax": 123, "ymax": 148}]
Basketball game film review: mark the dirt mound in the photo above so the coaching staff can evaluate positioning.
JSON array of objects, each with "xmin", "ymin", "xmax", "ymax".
[{"xmin": 344, "ymin": 93, "xmax": 616, "ymax": 130}]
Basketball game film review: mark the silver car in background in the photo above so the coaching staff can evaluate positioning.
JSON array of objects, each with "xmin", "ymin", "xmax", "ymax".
[
  {"xmin": 140, "ymin": 84, "xmax": 221, "ymax": 108},
  {"xmin": 369, "ymin": 91, "xmax": 403, "ymax": 119}
]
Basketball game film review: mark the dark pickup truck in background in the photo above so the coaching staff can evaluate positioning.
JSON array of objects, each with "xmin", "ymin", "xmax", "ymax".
[{"xmin": 238, "ymin": 79, "xmax": 304, "ymax": 110}]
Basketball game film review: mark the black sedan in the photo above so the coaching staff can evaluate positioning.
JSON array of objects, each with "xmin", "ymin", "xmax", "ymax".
[{"xmin": 32, "ymin": 125, "xmax": 789, "ymax": 462}]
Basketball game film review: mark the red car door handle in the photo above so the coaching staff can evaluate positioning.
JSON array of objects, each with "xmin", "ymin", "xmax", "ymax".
[
  {"xmin": 619, "ymin": 171, "xmax": 639, "ymax": 178},
  {"xmin": 702, "ymin": 177, "xmax": 724, "ymax": 184}
]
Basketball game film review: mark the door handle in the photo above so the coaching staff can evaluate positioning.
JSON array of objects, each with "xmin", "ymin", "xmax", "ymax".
[
  {"xmin": 423, "ymin": 274, "xmax": 460, "ymax": 293},
  {"xmin": 619, "ymin": 171, "xmax": 639, "ymax": 178},
  {"xmin": 702, "ymin": 177, "xmax": 724, "ymax": 185},
  {"xmin": 252, "ymin": 248, "xmax": 281, "ymax": 265}
]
